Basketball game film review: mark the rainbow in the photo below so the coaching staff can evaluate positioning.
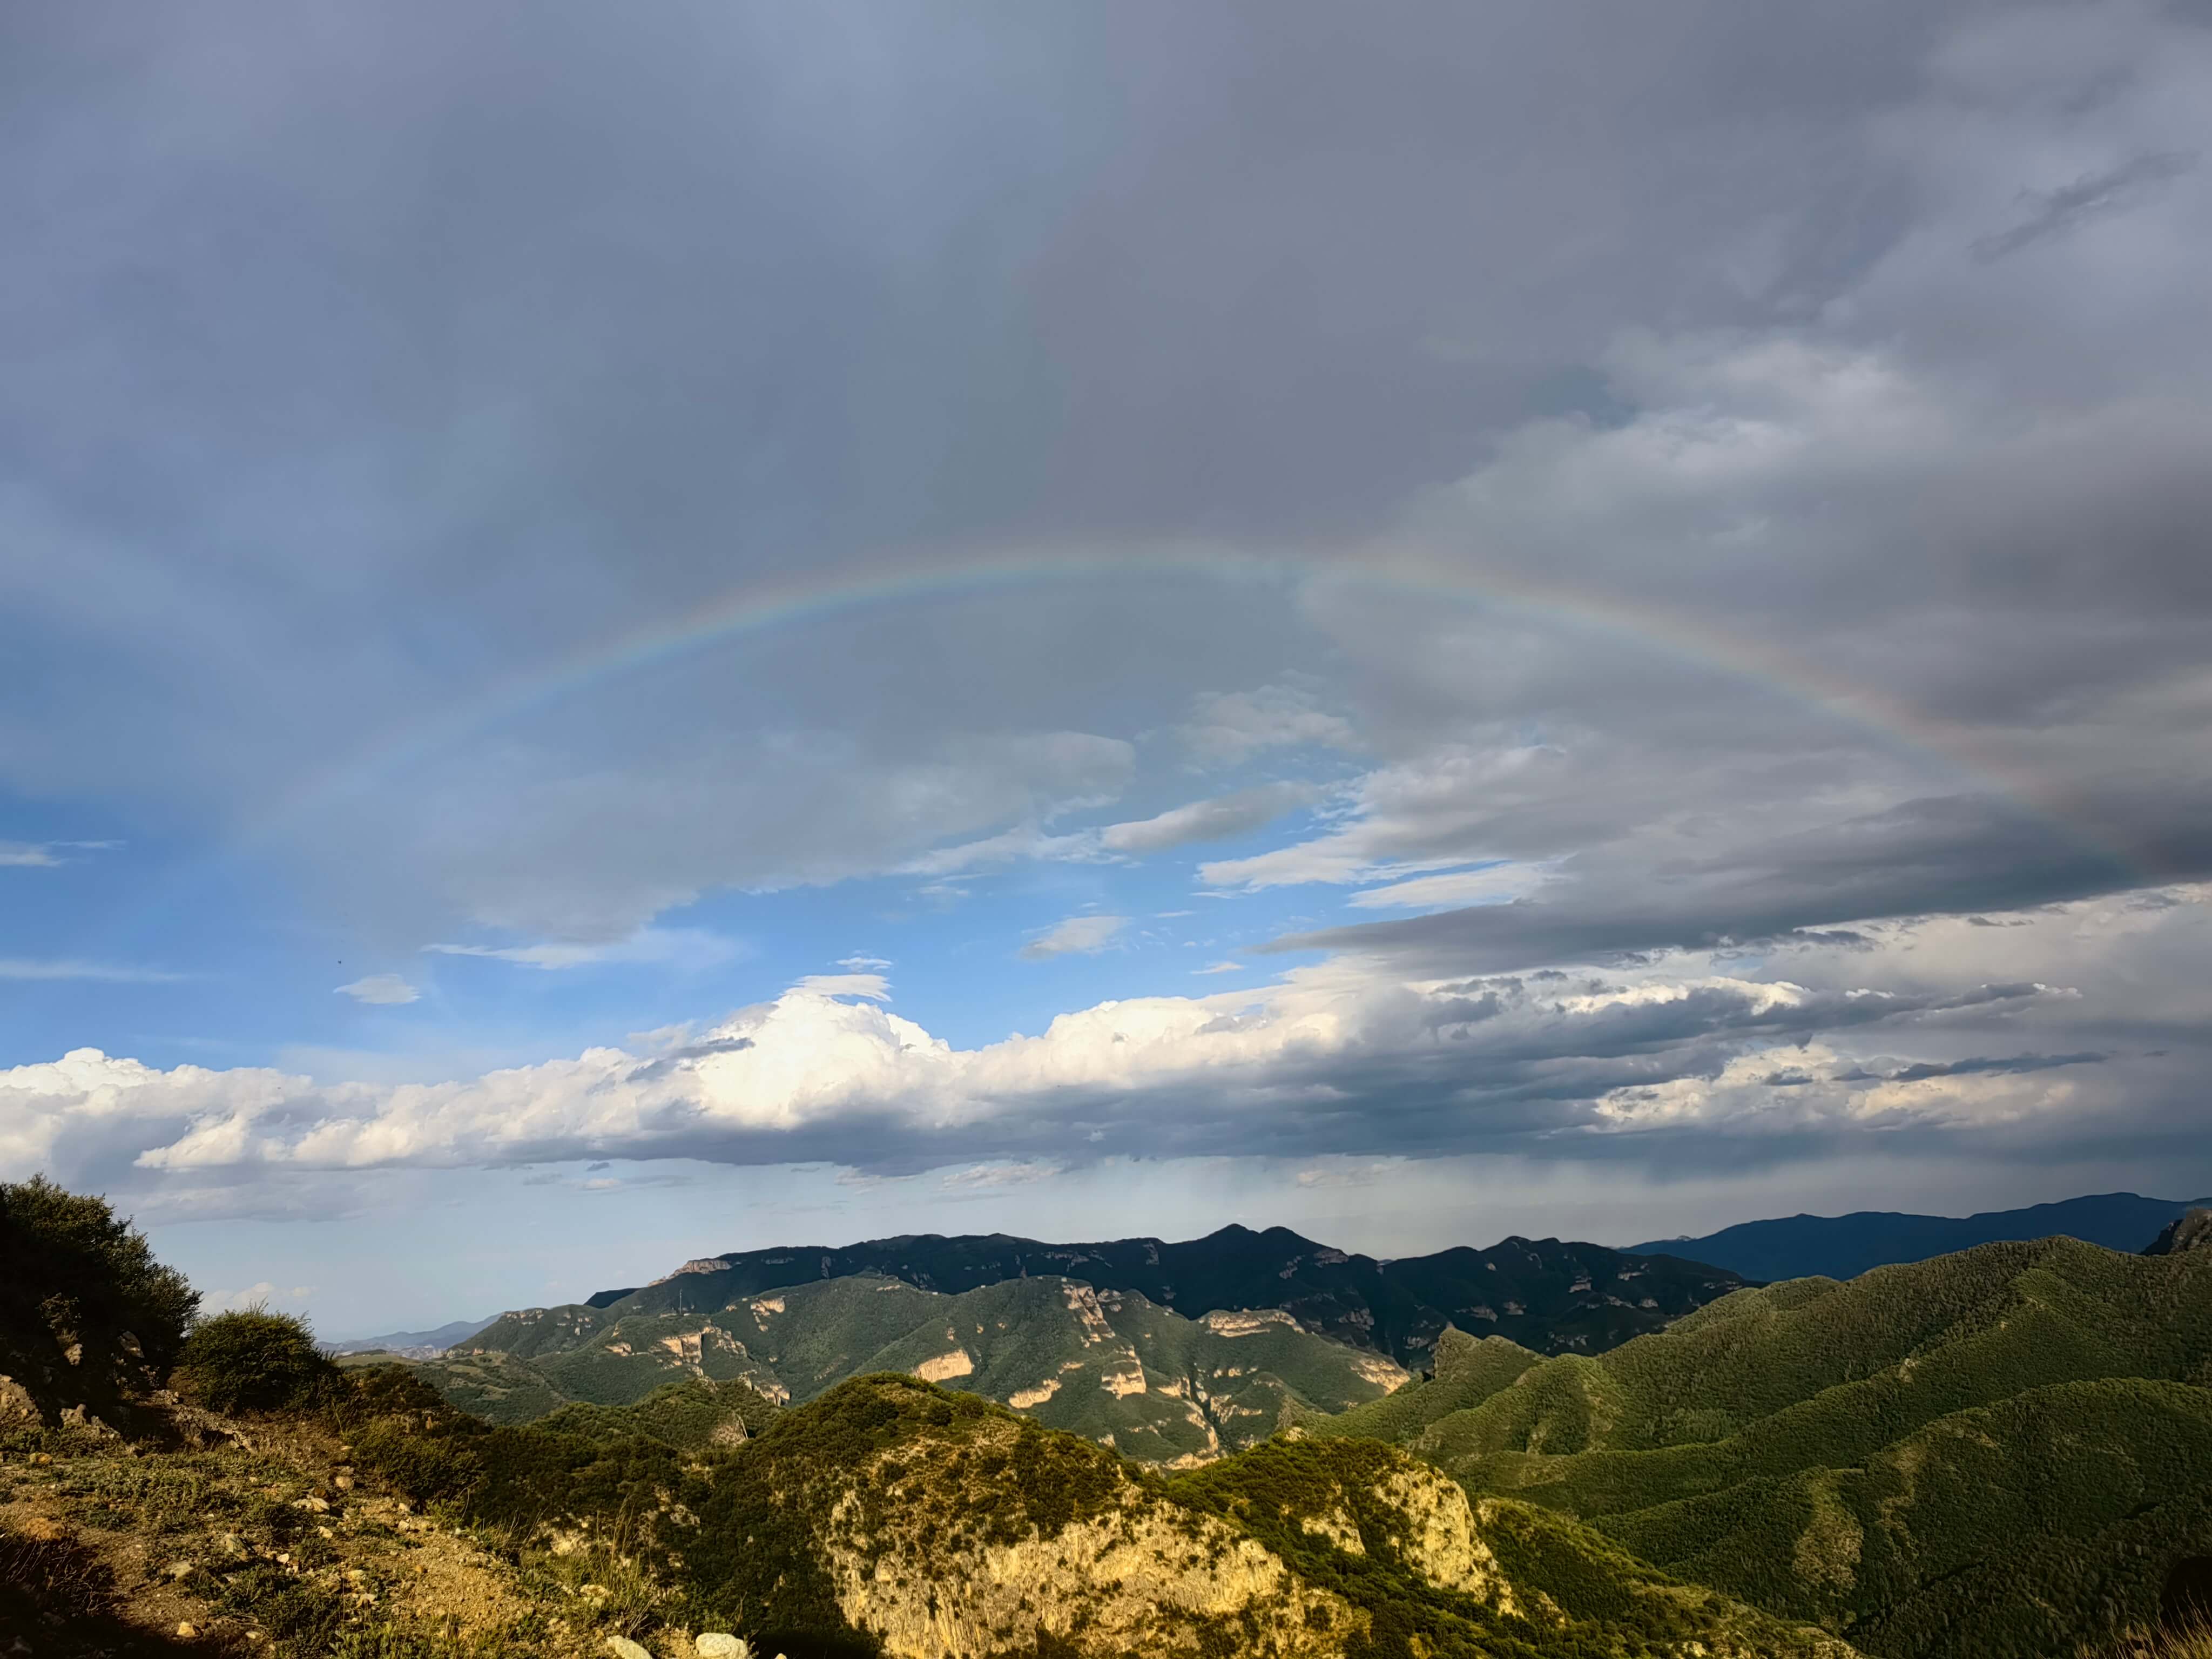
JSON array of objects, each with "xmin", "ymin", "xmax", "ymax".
[{"xmin": 262, "ymin": 547, "xmax": 2144, "ymax": 881}]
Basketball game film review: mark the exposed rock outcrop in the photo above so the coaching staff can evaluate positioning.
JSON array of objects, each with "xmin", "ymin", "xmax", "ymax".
[{"xmin": 2145, "ymin": 1208, "xmax": 2212, "ymax": 1256}]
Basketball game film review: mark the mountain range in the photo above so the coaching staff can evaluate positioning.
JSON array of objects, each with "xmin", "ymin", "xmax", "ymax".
[
  {"xmin": 1634, "ymin": 1190, "xmax": 2212, "ymax": 1283},
  {"xmin": 569, "ymin": 1222, "xmax": 1749, "ymax": 1365},
  {"xmin": 366, "ymin": 1223, "xmax": 1748, "ymax": 1460}
]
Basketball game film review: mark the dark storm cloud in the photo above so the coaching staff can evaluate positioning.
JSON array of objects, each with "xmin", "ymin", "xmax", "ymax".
[
  {"xmin": 9, "ymin": 2, "xmax": 2207, "ymax": 924},
  {"xmin": 1264, "ymin": 794, "xmax": 2162, "ymax": 976}
]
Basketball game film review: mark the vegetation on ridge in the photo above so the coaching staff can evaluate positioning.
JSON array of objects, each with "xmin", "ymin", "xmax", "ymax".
[{"xmin": 1318, "ymin": 1237, "xmax": 2212, "ymax": 1659}]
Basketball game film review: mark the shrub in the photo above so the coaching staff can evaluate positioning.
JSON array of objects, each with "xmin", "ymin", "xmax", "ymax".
[
  {"xmin": 177, "ymin": 1307, "xmax": 339, "ymax": 1414},
  {"xmin": 0, "ymin": 1176, "xmax": 199, "ymax": 1410}
]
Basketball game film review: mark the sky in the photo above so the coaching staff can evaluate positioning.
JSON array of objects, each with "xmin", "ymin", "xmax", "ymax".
[{"xmin": 4, "ymin": 1, "xmax": 2211, "ymax": 1336}]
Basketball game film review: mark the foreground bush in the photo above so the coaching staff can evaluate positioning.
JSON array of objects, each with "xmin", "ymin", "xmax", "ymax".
[
  {"xmin": 176, "ymin": 1307, "xmax": 338, "ymax": 1413},
  {"xmin": 0, "ymin": 1175, "xmax": 199, "ymax": 1416}
]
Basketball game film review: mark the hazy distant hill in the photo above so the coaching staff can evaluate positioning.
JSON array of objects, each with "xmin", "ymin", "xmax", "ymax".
[
  {"xmin": 417, "ymin": 1271, "xmax": 1412, "ymax": 1464},
  {"xmin": 576, "ymin": 1222, "xmax": 1748, "ymax": 1365},
  {"xmin": 1320, "ymin": 1236, "xmax": 2212, "ymax": 1658},
  {"xmin": 1633, "ymin": 1191, "xmax": 2210, "ymax": 1282},
  {"xmin": 326, "ymin": 1314, "xmax": 493, "ymax": 1358}
]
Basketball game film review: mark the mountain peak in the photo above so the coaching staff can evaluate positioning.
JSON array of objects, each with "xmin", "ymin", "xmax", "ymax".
[{"xmin": 2144, "ymin": 1207, "xmax": 2212, "ymax": 1256}]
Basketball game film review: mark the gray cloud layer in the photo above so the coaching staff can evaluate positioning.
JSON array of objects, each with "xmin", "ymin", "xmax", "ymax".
[{"xmin": 4, "ymin": 1, "xmax": 2210, "ymax": 1203}]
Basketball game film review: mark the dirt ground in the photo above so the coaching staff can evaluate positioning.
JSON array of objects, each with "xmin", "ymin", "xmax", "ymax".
[{"xmin": 0, "ymin": 1409, "xmax": 705, "ymax": 1658}]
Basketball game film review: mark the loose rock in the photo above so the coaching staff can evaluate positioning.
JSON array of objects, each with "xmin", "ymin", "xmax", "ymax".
[
  {"xmin": 696, "ymin": 1636, "xmax": 750, "ymax": 1658},
  {"xmin": 604, "ymin": 1639, "xmax": 653, "ymax": 1659}
]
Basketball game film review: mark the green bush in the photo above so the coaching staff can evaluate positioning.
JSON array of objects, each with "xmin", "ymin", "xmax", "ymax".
[
  {"xmin": 0, "ymin": 1176, "xmax": 199, "ymax": 1414},
  {"xmin": 177, "ymin": 1307, "xmax": 339, "ymax": 1414}
]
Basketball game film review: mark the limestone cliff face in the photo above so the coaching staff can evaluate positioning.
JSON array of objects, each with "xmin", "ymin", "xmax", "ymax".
[
  {"xmin": 1372, "ymin": 1462, "xmax": 1520, "ymax": 1614},
  {"xmin": 820, "ymin": 1415, "xmax": 1357, "ymax": 1659}
]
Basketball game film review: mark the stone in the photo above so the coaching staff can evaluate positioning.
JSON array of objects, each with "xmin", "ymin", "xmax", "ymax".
[
  {"xmin": 696, "ymin": 1636, "xmax": 750, "ymax": 1658},
  {"xmin": 0, "ymin": 1375, "xmax": 39, "ymax": 1420},
  {"xmin": 604, "ymin": 1640, "xmax": 653, "ymax": 1659},
  {"xmin": 58, "ymin": 1404, "xmax": 118, "ymax": 1438},
  {"xmin": 176, "ymin": 1623, "xmax": 198, "ymax": 1639}
]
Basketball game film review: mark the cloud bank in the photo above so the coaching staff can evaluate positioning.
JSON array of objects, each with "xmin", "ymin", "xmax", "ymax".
[{"xmin": 9, "ymin": 887, "xmax": 2204, "ymax": 1215}]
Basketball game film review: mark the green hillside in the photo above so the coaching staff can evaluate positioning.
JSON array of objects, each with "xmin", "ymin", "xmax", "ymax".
[
  {"xmin": 412, "ymin": 1271, "xmax": 1413, "ymax": 1464},
  {"xmin": 560, "ymin": 1223, "xmax": 1749, "ymax": 1364},
  {"xmin": 1318, "ymin": 1238, "xmax": 2212, "ymax": 1658}
]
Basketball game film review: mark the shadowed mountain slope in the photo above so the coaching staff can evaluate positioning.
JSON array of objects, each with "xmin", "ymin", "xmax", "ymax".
[
  {"xmin": 569, "ymin": 1223, "xmax": 1747, "ymax": 1366},
  {"xmin": 1634, "ymin": 1191, "xmax": 2212, "ymax": 1284}
]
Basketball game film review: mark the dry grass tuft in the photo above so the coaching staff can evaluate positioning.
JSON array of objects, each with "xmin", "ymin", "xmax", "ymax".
[{"xmin": 2105, "ymin": 1623, "xmax": 2212, "ymax": 1659}]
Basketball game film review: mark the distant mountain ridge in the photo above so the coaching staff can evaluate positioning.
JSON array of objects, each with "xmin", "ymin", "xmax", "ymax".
[
  {"xmin": 574, "ymin": 1222, "xmax": 1748, "ymax": 1365},
  {"xmin": 1633, "ymin": 1190, "xmax": 2212, "ymax": 1283},
  {"xmin": 326, "ymin": 1315, "xmax": 495, "ymax": 1358}
]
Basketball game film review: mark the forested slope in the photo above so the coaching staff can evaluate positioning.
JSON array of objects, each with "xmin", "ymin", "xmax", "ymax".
[{"xmin": 1319, "ymin": 1238, "xmax": 2212, "ymax": 1659}]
